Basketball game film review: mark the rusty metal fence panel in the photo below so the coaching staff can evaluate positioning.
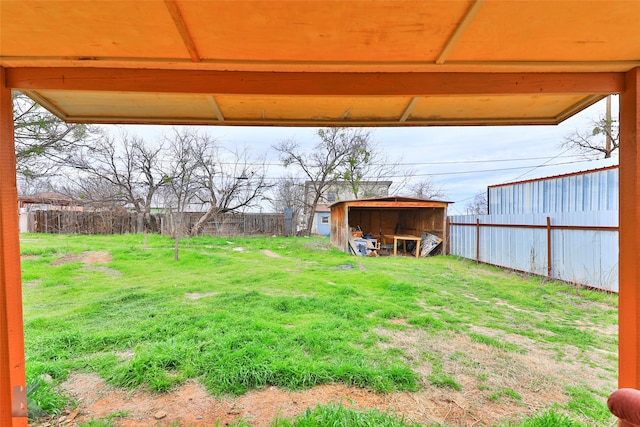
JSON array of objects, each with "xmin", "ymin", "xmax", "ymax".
[{"xmin": 449, "ymin": 211, "xmax": 618, "ymax": 292}]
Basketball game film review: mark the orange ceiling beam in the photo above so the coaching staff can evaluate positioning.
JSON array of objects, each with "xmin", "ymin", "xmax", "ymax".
[{"xmin": 6, "ymin": 68, "xmax": 625, "ymax": 96}]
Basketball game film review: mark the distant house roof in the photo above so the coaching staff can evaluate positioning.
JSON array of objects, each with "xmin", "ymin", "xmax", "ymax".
[
  {"xmin": 19, "ymin": 192, "xmax": 75, "ymax": 205},
  {"xmin": 330, "ymin": 196, "xmax": 452, "ymax": 208},
  {"xmin": 315, "ymin": 203, "xmax": 331, "ymax": 213}
]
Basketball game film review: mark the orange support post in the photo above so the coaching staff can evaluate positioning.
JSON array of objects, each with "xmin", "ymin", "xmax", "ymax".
[
  {"xmin": 619, "ymin": 67, "xmax": 640, "ymax": 389},
  {"xmin": 0, "ymin": 67, "xmax": 28, "ymax": 425}
]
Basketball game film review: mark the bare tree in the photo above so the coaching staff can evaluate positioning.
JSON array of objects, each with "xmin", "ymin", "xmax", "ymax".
[
  {"xmin": 406, "ymin": 178, "xmax": 447, "ymax": 200},
  {"xmin": 13, "ymin": 91, "xmax": 101, "ymax": 185},
  {"xmin": 66, "ymin": 132, "xmax": 167, "ymax": 231},
  {"xmin": 465, "ymin": 192, "xmax": 488, "ymax": 215},
  {"xmin": 269, "ymin": 176, "xmax": 305, "ymax": 216},
  {"xmin": 16, "ymin": 175, "xmax": 57, "ymax": 198},
  {"xmin": 562, "ymin": 95, "xmax": 619, "ymax": 159},
  {"xmin": 274, "ymin": 128, "xmax": 370, "ymax": 235},
  {"xmin": 187, "ymin": 140, "xmax": 271, "ymax": 237},
  {"xmin": 268, "ymin": 176, "xmax": 305, "ymax": 234},
  {"xmin": 61, "ymin": 176, "xmax": 127, "ymax": 211},
  {"xmin": 156, "ymin": 129, "xmax": 209, "ymax": 258}
]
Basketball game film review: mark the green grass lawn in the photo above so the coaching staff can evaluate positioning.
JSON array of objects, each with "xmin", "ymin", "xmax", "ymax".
[{"xmin": 20, "ymin": 233, "xmax": 618, "ymax": 426}]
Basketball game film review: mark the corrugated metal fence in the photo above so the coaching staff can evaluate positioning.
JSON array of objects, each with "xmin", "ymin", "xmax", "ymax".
[{"xmin": 448, "ymin": 211, "xmax": 618, "ymax": 292}]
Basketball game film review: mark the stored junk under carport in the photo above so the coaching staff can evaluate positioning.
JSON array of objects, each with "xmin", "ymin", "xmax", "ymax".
[{"xmin": 330, "ymin": 197, "xmax": 450, "ymax": 257}]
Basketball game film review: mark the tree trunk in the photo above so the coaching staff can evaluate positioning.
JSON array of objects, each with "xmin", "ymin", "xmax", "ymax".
[
  {"xmin": 136, "ymin": 213, "xmax": 144, "ymax": 233},
  {"xmin": 305, "ymin": 195, "xmax": 322, "ymax": 236},
  {"xmin": 190, "ymin": 206, "xmax": 218, "ymax": 237},
  {"xmin": 606, "ymin": 94, "xmax": 612, "ymax": 156}
]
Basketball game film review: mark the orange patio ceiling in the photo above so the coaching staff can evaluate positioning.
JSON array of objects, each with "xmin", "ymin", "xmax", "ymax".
[{"xmin": 1, "ymin": 0, "xmax": 639, "ymax": 126}]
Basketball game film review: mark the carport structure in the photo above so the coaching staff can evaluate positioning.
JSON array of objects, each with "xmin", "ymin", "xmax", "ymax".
[{"xmin": 1, "ymin": 1, "xmax": 639, "ymax": 424}]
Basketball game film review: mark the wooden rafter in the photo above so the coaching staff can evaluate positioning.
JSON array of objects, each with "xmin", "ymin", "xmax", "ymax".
[
  {"xmin": 399, "ymin": 97, "xmax": 420, "ymax": 122},
  {"xmin": 164, "ymin": 0, "xmax": 201, "ymax": 63},
  {"xmin": 555, "ymin": 94, "xmax": 606, "ymax": 122},
  {"xmin": 207, "ymin": 96, "xmax": 225, "ymax": 121},
  {"xmin": 435, "ymin": 0, "xmax": 486, "ymax": 65},
  {"xmin": 20, "ymin": 90, "xmax": 69, "ymax": 121}
]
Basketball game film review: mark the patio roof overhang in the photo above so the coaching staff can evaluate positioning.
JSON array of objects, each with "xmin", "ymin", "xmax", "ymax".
[
  {"xmin": 1, "ymin": 0, "xmax": 639, "ymax": 126},
  {"xmin": 1, "ymin": 1, "xmax": 640, "ymax": 425}
]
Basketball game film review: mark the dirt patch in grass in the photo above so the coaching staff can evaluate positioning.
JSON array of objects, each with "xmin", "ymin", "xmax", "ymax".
[
  {"xmin": 46, "ymin": 372, "xmax": 507, "ymax": 427},
  {"xmin": 262, "ymin": 250, "xmax": 282, "ymax": 258},
  {"xmin": 39, "ymin": 318, "xmax": 617, "ymax": 427},
  {"xmin": 184, "ymin": 292, "xmax": 219, "ymax": 300},
  {"xmin": 83, "ymin": 266, "xmax": 122, "ymax": 277},
  {"xmin": 50, "ymin": 251, "xmax": 112, "ymax": 266},
  {"xmin": 23, "ymin": 279, "xmax": 43, "ymax": 289}
]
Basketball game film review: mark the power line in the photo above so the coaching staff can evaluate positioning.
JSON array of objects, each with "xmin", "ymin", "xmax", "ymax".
[
  {"xmin": 506, "ymin": 147, "xmax": 577, "ymax": 182},
  {"xmin": 258, "ymin": 158, "xmax": 604, "ymax": 181},
  {"xmin": 217, "ymin": 154, "xmax": 581, "ymax": 167}
]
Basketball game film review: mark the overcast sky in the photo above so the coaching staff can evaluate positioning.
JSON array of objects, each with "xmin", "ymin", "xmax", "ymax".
[{"xmin": 106, "ymin": 96, "xmax": 619, "ymax": 215}]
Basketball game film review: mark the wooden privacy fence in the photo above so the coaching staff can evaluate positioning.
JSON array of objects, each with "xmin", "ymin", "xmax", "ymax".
[
  {"xmin": 30, "ymin": 210, "xmax": 154, "ymax": 234},
  {"xmin": 163, "ymin": 212, "xmax": 286, "ymax": 237},
  {"xmin": 29, "ymin": 210, "xmax": 288, "ymax": 237},
  {"xmin": 448, "ymin": 212, "xmax": 619, "ymax": 292}
]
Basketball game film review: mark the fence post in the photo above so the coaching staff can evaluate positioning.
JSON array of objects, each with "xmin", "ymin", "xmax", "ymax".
[
  {"xmin": 445, "ymin": 217, "xmax": 450, "ymax": 255},
  {"xmin": 546, "ymin": 216, "xmax": 552, "ymax": 277},
  {"xmin": 475, "ymin": 218, "xmax": 480, "ymax": 263}
]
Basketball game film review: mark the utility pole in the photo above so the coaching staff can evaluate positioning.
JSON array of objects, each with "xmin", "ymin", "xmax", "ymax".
[{"xmin": 605, "ymin": 94, "xmax": 613, "ymax": 157}]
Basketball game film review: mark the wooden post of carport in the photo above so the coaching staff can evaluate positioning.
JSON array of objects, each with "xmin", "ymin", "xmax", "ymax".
[
  {"xmin": 619, "ymin": 67, "xmax": 640, "ymax": 391},
  {"xmin": 0, "ymin": 67, "xmax": 28, "ymax": 426}
]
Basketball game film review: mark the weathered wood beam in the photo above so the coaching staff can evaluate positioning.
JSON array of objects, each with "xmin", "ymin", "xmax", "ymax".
[{"xmin": 6, "ymin": 68, "xmax": 625, "ymax": 96}]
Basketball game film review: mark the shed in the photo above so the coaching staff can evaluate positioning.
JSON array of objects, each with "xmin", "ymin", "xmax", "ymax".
[{"xmin": 330, "ymin": 196, "xmax": 451, "ymax": 256}]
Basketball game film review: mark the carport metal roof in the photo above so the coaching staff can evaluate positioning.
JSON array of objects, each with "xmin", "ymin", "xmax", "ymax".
[{"xmin": 1, "ymin": 1, "xmax": 640, "ymax": 425}]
